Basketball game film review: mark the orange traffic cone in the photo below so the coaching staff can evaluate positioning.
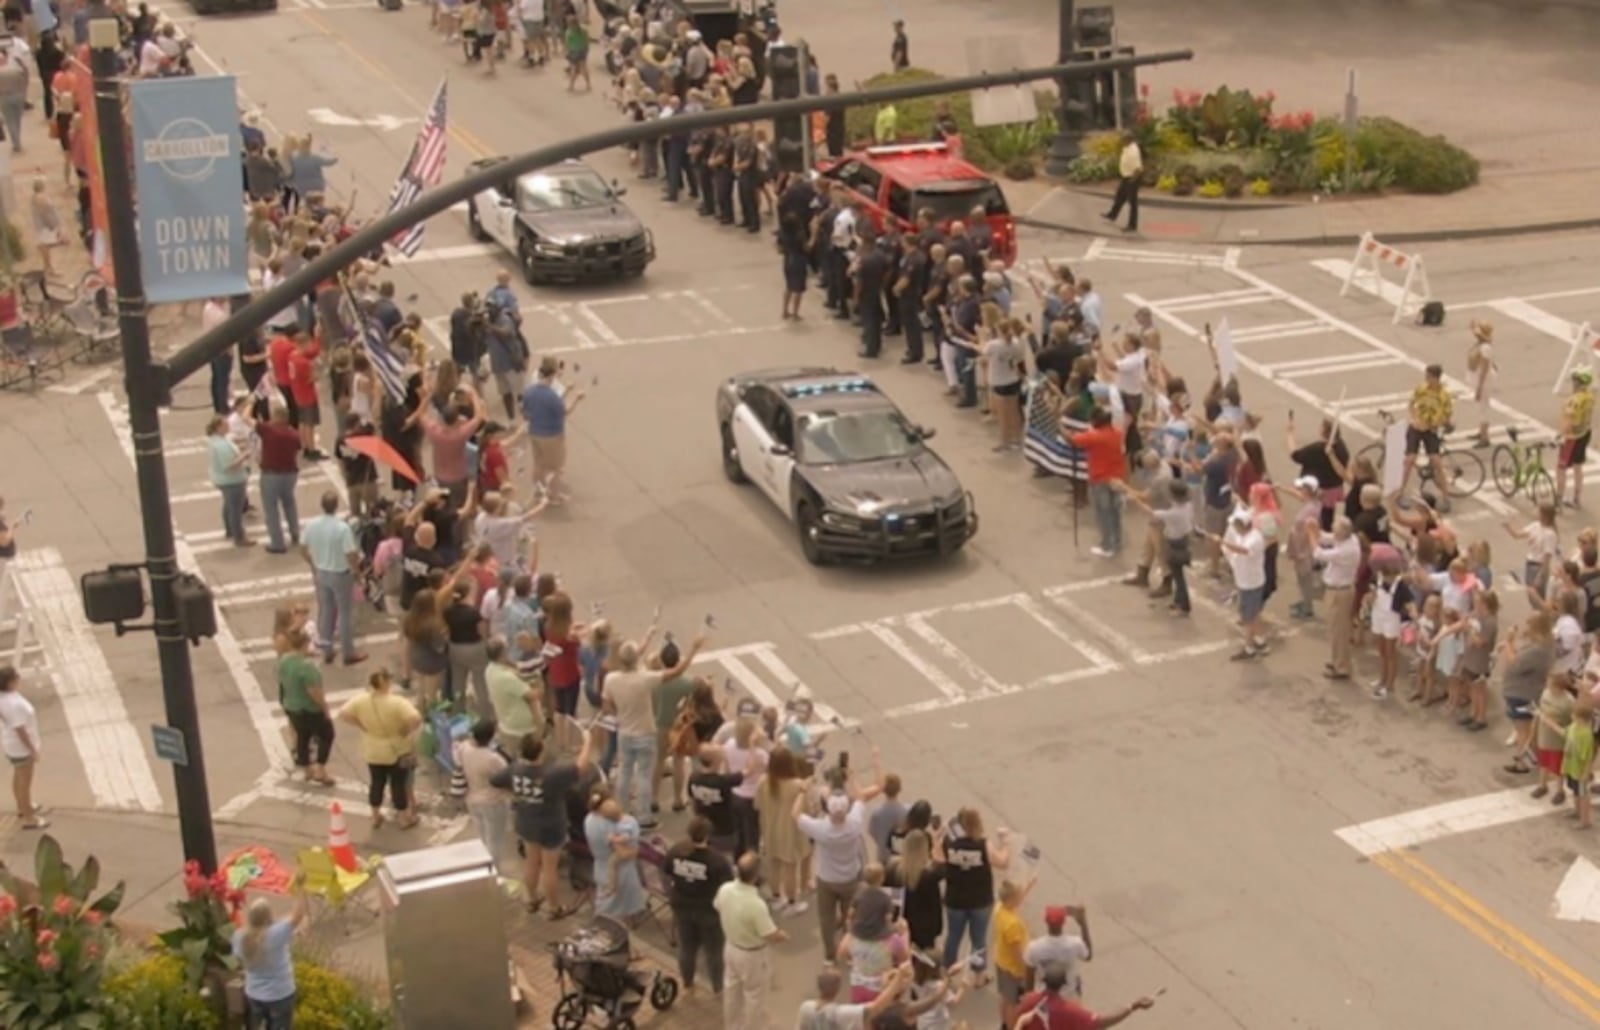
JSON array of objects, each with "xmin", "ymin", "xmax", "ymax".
[{"xmin": 328, "ymin": 801, "xmax": 359, "ymax": 872}]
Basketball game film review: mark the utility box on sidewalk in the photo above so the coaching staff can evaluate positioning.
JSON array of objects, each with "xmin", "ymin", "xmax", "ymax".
[{"xmin": 378, "ymin": 839, "xmax": 516, "ymax": 1030}]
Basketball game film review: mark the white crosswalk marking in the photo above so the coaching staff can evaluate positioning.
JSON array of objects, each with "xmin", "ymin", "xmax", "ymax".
[{"xmin": 13, "ymin": 549, "xmax": 165, "ymax": 812}]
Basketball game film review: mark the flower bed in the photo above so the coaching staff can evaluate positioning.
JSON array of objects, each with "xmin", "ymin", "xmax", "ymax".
[
  {"xmin": 1066, "ymin": 85, "xmax": 1479, "ymax": 198},
  {"xmin": 0, "ymin": 836, "xmax": 391, "ymax": 1030}
]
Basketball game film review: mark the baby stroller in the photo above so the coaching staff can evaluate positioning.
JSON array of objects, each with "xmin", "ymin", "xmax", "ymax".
[
  {"xmin": 549, "ymin": 917, "xmax": 678, "ymax": 1030},
  {"xmin": 351, "ymin": 496, "xmax": 396, "ymax": 613}
]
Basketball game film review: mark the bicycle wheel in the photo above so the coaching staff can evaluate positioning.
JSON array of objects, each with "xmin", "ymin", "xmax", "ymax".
[
  {"xmin": 1490, "ymin": 445, "xmax": 1520, "ymax": 498},
  {"xmin": 1437, "ymin": 449, "xmax": 1486, "ymax": 498},
  {"xmin": 1527, "ymin": 467, "xmax": 1557, "ymax": 509}
]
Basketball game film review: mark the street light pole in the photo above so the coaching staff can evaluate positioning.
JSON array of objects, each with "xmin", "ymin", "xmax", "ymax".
[
  {"xmin": 1045, "ymin": 0, "xmax": 1085, "ymax": 177},
  {"xmin": 89, "ymin": 9, "xmax": 218, "ymax": 872}
]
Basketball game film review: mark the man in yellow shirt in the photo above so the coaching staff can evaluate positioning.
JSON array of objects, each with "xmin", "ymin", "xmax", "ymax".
[
  {"xmin": 992, "ymin": 876, "xmax": 1037, "ymax": 1030},
  {"xmin": 1557, "ymin": 367, "xmax": 1595, "ymax": 508},
  {"xmin": 1404, "ymin": 363, "xmax": 1454, "ymax": 494}
]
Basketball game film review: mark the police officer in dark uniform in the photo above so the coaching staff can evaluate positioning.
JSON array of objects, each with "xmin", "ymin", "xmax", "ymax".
[
  {"xmin": 665, "ymin": 815, "xmax": 733, "ymax": 995},
  {"xmin": 711, "ymin": 130, "xmax": 737, "ymax": 225},
  {"xmin": 894, "ymin": 234, "xmax": 927, "ymax": 364},
  {"xmin": 854, "ymin": 232, "xmax": 890, "ymax": 359},
  {"xmin": 733, "ymin": 126, "xmax": 761, "ymax": 234},
  {"xmin": 694, "ymin": 127, "xmax": 718, "ymax": 217},
  {"xmin": 881, "ymin": 228, "xmax": 903, "ymax": 337},
  {"xmin": 663, "ymin": 99, "xmax": 691, "ymax": 203}
]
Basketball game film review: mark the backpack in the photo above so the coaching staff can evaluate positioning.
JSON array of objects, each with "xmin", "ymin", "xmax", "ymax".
[{"xmin": 1418, "ymin": 300, "xmax": 1446, "ymax": 327}]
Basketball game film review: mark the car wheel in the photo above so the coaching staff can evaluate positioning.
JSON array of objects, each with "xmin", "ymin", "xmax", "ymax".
[
  {"xmin": 467, "ymin": 201, "xmax": 488, "ymax": 242},
  {"xmin": 796, "ymin": 501, "xmax": 828, "ymax": 566},
  {"xmin": 517, "ymin": 238, "xmax": 539, "ymax": 285},
  {"xmin": 721, "ymin": 424, "xmax": 747, "ymax": 484}
]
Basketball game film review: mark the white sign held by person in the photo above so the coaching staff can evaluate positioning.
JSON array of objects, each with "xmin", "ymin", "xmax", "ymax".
[
  {"xmin": 1215, "ymin": 318, "xmax": 1238, "ymax": 383},
  {"xmin": 1382, "ymin": 418, "xmax": 1408, "ymax": 497}
]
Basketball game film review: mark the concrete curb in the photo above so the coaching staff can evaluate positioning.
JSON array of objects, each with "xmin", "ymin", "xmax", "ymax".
[
  {"xmin": 1015, "ymin": 213, "xmax": 1600, "ymax": 248},
  {"xmin": 1062, "ymin": 182, "xmax": 1295, "ymax": 212}
]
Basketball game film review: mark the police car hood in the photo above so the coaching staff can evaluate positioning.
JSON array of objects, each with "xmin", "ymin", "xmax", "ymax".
[
  {"xmin": 518, "ymin": 206, "xmax": 642, "ymax": 243},
  {"xmin": 809, "ymin": 450, "xmax": 962, "ymax": 513}
]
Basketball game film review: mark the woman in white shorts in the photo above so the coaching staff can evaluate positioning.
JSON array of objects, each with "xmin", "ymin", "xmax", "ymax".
[{"xmin": 1369, "ymin": 568, "xmax": 1412, "ymax": 700}]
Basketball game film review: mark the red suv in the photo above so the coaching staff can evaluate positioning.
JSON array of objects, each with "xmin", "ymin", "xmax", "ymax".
[{"xmin": 816, "ymin": 142, "xmax": 1017, "ymax": 266}]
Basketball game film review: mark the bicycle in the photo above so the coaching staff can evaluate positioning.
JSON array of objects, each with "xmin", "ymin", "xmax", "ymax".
[
  {"xmin": 1490, "ymin": 426, "xmax": 1558, "ymax": 507},
  {"xmin": 1355, "ymin": 411, "xmax": 1486, "ymax": 510}
]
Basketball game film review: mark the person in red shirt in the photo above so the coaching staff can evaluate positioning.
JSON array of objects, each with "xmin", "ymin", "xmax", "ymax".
[
  {"xmin": 1070, "ymin": 408, "xmax": 1127, "ymax": 559},
  {"xmin": 1014, "ymin": 964, "xmax": 1154, "ymax": 1029},
  {"xmin": 268, "ymin": 328, "xmax": 302, "ymax": 428},
  {"xmin": 540, "ymin": 591, "xmax": 584, "ymax": 748},
  {"xmin": 254, "ymin": 404, "xmax": 304, "ymax": 553},
  {"xmin": 477, "ymin": 422, "xmax": 512, "ymax": 494},
  {"xmin": 288, "ymin": 333, "xmax": 325, "ymax": 459}
]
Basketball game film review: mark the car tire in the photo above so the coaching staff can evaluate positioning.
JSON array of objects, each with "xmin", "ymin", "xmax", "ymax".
[
  {"xmin": 796, "ymin": 501, "xmax": 828, "ymax": 566},
  {"xmin": 721, "ymin": 424, "xmax": 747, "ymax": 484},
  {"xmin": 467, "ymin": 201, "xmax": 488, "ymax": 242},
  {"xmin": 517, "ymin": 238, "xmax": 540, "ymax": 286}
]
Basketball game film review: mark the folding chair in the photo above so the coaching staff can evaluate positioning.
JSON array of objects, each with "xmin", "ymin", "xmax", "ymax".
[
  {"xmin": 0, "ymin": 325, "xmax": 52, "ymax": 391},
  {"xmin": 62, "ymin": 301, "xmax": 120, "ymax": 364},
  {"xmin": 295, "ymin": 846, "xmax": 374, "ymax": 916}
]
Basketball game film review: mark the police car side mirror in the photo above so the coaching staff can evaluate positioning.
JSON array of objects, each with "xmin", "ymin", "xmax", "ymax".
[
  {"xmin": 769, "ymin": 444, "xmax": 791, "ymax": 457},
  {"xmin": 917, "ymin": 426, "xmax": 936, "ymax": 441},
  {"xmin": 611, "ymin": 179, "xmax": 627, "ymax": 198}
]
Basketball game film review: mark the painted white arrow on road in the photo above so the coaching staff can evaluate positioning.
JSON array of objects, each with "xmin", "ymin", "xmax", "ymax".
[
  {"xmin": 1552, "ymin": 856, "xmax": 1600, "ymax": 923},
  {"xmin": 307, "ymin": 108, "xmax": 416, "ymax": 132}
]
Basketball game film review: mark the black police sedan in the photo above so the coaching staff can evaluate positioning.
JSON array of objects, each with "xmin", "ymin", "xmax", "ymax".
[
  {"xmin": 716, "ymin": 368, "xmax": 977, "ymax": 564},
  {"xmin": 466, "ymin": 157, "xmax": 654, "ymax": 285}
]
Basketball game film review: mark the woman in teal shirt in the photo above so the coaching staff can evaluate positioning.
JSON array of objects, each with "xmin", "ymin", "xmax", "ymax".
[{"xmin": 206, "ymin": 416, "xmax": 251, "ymax": 546}]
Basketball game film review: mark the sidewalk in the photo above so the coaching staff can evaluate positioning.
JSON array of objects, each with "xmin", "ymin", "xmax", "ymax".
[
  {"xmin": 0, "ymin": 809, "xmax": 715, "ymax": 1029},
  {"xmin": 1010, "ymin": 169, "xmax": 1600, "ymax": 247}
]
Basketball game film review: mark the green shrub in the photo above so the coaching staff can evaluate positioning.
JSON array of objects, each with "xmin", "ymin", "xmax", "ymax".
[
  {"xmin": 1249, "ymin": 178, "xmax": 1273, "ymax": 197},
  {"xmin": 103, "ymin": 954, "xmax": 220, "ymax": 1030},
  {"xmin": 1155, "ymin": 148, "xmax": 1273, "ymax": 179},
  {"xmin": 1156, "ymin": 173, "xmax": 1178, "ymax": 192},
  {"xmin": 1218, "ymin": 164, "xmax": 1247, "ymax": 198},
  {"xmin": 844, "ymin": 69, "xmax": 1048, "ymax": 172},
  {"xmin": 1197, "ymin": 180, "xmax": 1225, "ymax": 198},
  {"xmin": 1003, "ymin": 158, "xmax": 1037, "ymax": 181},
  {"xmin": 293, "ymin": 961, "xmax": 390, "ymax": 1030},
  {"xmin": 1064, "ymin": 154, "xmax": 1117, "ymax": 184},
  {"xmin": 1353, "ymin": 116, "xmax": 1479, "ymax": 193}
]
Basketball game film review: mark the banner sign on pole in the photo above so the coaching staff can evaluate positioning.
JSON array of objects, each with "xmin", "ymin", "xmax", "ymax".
[
  {"xmin": 1381, "ymin": 419, "xmax": 1408, "ymax": 497},
  {"xmin": 128, "ymin": 76, "xmax": 249, "ymax": 303}
]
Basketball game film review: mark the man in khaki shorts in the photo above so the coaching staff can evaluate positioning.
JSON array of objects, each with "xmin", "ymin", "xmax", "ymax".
[{"xmin": 520, "ymin": 356, "xmax": 586, "ymax": 503}]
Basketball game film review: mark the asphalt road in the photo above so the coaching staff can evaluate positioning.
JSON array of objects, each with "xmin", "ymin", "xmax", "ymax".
[{"xmin": 5, "ymin": 1, "xmax": 1600, "ymax": 1027}]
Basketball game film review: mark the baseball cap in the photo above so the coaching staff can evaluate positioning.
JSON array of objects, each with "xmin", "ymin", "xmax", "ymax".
[
  {"xmin": 1043, "ymin": 906, "xmax": 1069, "ymax": 927},
  {"xmin": 826, "ymin": 794, "xmax": 852, "ymax": 816},
  {"xmin": 1294, "ymin": 474, "xmax": 1320, "ymax": 493}
]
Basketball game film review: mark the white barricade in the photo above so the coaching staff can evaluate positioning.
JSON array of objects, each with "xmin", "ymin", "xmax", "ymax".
[
  {"xmin": 1341, "ymin": 231, "xmax": 1431, "ymax": 324},
  {"xmin": 1553, "ymin": 320, "xmax": 1600, "ymax": 393}
]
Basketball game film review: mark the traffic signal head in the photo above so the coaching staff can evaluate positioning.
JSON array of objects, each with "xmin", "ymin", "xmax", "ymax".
[{"xmin": 768, "ymin": 43, "xmax": 801, "ymax": 101}]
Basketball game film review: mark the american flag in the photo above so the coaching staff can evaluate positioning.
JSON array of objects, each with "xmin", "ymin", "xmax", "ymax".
[
  {"xmin": 339, "ymin": 284, "xmax": 410, "ymax": 404},
  {"xmin": 385, "ymin": 78, "xmax": 449, "ymax": 258}
]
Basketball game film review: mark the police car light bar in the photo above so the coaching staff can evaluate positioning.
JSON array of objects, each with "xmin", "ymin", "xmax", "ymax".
[{"xmin": 781, "ymin": 378, "xmax": 879, "ymax": 398}]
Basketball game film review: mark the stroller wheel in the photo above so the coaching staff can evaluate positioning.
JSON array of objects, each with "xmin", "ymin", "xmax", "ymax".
[
  {"xmin": 551, "ymin": 993, "xmax": 587, "ymax": 1030},
  {"xmin": 648, "ymin": 974, "xmax": 680, "ymax": 1011}
]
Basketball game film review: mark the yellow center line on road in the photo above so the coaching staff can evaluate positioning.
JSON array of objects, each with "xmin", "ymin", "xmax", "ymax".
[
  {"xmin": 1371, "ymin": 850, "xmax": 1600, "ymax": 1024},
  {"xmin": 296, "ymin": 7, "xmax": 495, "ymax": 160}
]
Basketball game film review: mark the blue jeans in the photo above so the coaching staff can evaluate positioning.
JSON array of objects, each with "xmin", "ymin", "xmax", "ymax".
[
  {"xmin": 260, "ymin": 471, "xmax": 300, "ymax": 551},
  {"xmin": 616, "ymin": 734, "xmax": 657, "ymax": 821},
  {"xmin": 219, "ymin": 482, "xmax": 247, "ymax": 543},
  {"xmin": 942, "ymin": 904, "xmax": 993, "ymax": 970},
  {"xmin": 245, "ymin": 992, "xmax": 295, "ymax": 1030},
  {"xmin": 1090, "ymin": 482, "xmax": 1122, "ymax": 553},
  {"xmin": 314, "ymin": 568, "xmax": 356, "ymax": 661}
]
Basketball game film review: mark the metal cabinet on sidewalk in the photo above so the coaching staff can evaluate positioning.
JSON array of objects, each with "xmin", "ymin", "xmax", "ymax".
[{"xmin": 378, "ymin": 839, "xmax": 516, "ymax": 1030}]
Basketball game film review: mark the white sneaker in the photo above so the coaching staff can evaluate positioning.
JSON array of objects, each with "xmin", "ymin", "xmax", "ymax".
[
  {"xmin": 1090, "ymin": 546, "xmax": 1113, "ymax": 558},
  {"xmin": 1371, "ymin": 684, "xmax": 1390, "ymax": 700},
  {"xmin": 769, "ymin": 899, "xmax": 790, "ymax": 916},
  {"xmin": 786, "ymin": 899, "xmax": 810, "ymax": 916}
]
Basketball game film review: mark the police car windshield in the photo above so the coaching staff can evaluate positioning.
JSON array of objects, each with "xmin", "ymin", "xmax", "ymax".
[
  {"xmin": 914, "ymin": 182, "xmax": 1008, "ymax": 223},
  {"xmin": 518, "ymin": 170, "xmax": 612, "ymax": 212},
  {"xmin": 798, "ymin": 410, "xmax": 922, "ymax": 464}
]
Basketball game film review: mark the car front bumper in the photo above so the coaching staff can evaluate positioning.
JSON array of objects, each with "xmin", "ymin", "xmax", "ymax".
[
  {"xmin": 809, "ymin": 494, "xmax": 979, "ymax": 561},
  {"xmin": 530, "ymin": 238, "xmax": 654, "ymax": 280}
]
